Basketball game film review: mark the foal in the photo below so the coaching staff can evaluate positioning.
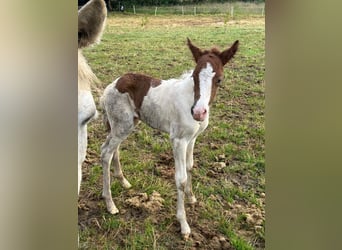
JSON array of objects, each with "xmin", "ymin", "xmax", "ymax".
[
  {"xmin": 78, "ymin": 0, "xmax": 107, "ymax": 195},
  {"xmin": 100, "ymin": 38, "xmax": 239, "ymax": 238}
]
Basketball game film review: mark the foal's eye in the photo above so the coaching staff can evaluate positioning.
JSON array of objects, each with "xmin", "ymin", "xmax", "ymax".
[{"xmin": 217, "ymin": 79, "xmax": 222, "ymax": 85}]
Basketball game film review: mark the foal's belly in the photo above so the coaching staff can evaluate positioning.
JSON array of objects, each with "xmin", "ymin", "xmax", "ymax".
[
  {"xmin": 140, "ymin": 105, "xmax": 171, "ymax": 133},
  {"xmin": 139, "ymin": 102, "xmax": 208, "ymax": 138}
]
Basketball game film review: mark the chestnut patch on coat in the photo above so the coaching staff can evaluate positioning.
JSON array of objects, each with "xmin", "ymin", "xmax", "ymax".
[{"xmin": 115, "ymin": 73, "xmax": 161, "ymax": 114}]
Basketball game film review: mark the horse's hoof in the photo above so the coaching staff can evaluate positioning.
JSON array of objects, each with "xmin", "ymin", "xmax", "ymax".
[
  {"xmin": 108, "ymin": 205, "xmax": 119, "ymax": 215},
  {"xmin": 183, "ymin": 233, "xmax": 190, "ymax": 240},
  {"xmin": 188, "ymin": 196, "xmax": 197, "ymax": 204},
  {"xmin": 121, "ymin": 179, "xmax": 132, "ymax": 189}
]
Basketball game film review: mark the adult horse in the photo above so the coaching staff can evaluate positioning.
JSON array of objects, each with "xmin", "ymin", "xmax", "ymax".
[{"xmin": 78, "ymin": 0, "xmax": 107, "ymax": 195}]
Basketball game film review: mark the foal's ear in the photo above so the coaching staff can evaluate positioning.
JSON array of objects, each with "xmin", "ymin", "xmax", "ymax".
[
  {"xmin": 187, "ymin": 38, "xmax": 203, "ymax": 63},
  {"xmin": 219, "ymin": 40, "xmax": 239, "ymax": 66},
  {"xmin": 78, "ymin": 0, "xmax": 107, "ymax": 49}
]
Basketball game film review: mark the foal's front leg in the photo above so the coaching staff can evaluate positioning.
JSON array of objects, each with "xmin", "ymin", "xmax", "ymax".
[
  {"xmin": 172, "ymin": 137, "xmax": 191, "ymax": 239},
  {"xmin": 185, "ymin": 138, "xmax": 197, "ymax": 204}
]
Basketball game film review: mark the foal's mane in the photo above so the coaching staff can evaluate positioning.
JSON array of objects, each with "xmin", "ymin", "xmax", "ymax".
[
  {"xmin": 179, "ymin": 70, "xmax": 194, "ymax": 80},
  {"xmin": 203, "ymin": 47, "xmax": 221, "ymax": 56}
]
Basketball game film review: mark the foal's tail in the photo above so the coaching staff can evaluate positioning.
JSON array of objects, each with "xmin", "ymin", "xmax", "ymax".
[{"xmin": 100, "ymin": 95, "xmax": 111, "ymax": 132}]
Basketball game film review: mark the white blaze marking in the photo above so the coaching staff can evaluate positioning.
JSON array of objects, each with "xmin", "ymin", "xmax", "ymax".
[{"xmin": 195, "ymin": 63, "xmax": 215, "ymax": 111}]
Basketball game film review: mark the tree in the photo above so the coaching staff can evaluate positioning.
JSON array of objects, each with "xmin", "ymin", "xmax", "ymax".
[{"xmin": 105, "ymin": 0, "xmax": 113, "ymax": 11}]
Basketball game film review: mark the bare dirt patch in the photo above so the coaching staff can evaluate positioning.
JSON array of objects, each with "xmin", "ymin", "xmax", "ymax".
[{"xmin": 125, "ymin": 191, "xmax": 165, "ymax": 213}]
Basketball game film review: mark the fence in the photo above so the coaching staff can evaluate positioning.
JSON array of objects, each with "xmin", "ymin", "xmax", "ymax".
[{"xmin": 121, "ymin": 2, "xmax": 265, "ymax": 18}]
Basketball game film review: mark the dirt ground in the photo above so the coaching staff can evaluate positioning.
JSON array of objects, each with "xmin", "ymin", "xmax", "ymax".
[{"xmin": 79, "ymin": 149, "xmax": 265, "ymax": 249}]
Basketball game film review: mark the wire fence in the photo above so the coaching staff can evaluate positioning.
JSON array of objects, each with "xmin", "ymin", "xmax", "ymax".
[{"xmin": 120, "ymin": 2, "xmax": 265, "ymax": 18}]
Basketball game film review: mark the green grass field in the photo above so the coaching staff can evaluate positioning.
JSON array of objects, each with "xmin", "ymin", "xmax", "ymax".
[{"xmin": 79, "ymin": 13, "xmax": 265, "ymax": 249}]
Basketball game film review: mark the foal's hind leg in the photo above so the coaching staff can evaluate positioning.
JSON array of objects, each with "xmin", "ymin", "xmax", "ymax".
[
  {"xmin": 112, "ymin": 148, "xmax": 131, "ymax": 189},
  {"xmin": 101, "ymin": 134, "xmax": 131, "ymax": 214},
  {"xmin": 101, "ymin": 134, "xmax": 121, "ymax": 214},
  {"xmin": 101, "ymin": 110, "xmax": 135, "ymax": 214}
]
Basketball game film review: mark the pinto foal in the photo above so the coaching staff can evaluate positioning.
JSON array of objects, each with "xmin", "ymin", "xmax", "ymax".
[
  {"xmin": 100, "ymin": 39, "xmax": 239, "ymax": 238},
  {"xmin": 78, "ymin": 0, "xmax": 107, "ymax": 195}
]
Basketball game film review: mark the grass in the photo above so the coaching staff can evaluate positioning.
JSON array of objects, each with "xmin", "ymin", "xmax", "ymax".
[{"xmin": 79, "ymin": 13, "xmax": 264, "ymax": 250}]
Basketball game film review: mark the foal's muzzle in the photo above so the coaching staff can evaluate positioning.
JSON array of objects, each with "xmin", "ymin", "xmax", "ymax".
[{"xmin": 191, "ymin": 104, "xmax": 207, "ymax": 122}]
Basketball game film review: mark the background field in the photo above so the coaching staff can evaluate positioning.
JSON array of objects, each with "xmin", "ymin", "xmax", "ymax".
[
  {"xmin": 121, "ymin": 2, "xmax": 264, "ymax": 17},
  {"xmin": 79, "ymin": 12, "xmax": 265, "ymax": 250}
]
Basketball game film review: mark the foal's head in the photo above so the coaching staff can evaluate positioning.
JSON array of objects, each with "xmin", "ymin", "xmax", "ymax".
[{"xmin": 188, "ymin": 38, "xmax": 239, "ymax": 121}]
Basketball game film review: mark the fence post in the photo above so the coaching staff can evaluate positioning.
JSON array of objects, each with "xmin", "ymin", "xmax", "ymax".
[
  {"xmin": 155, "ymin": 7, "xmax": 158, "ymax": 16},
  {"xmin": 230, "ymin": 6, "xmax": 234, "ymax": 18},
  {"xmin": 182, "ymin": 6, "xmax": 184, "ymax": 15},
  {"xmin": 133, "ymin": 5, "xmax": 136, "ymax": 14},
  {"xmin": 194, "ymin": 6, "xmax": 196, "ymax": 15}
]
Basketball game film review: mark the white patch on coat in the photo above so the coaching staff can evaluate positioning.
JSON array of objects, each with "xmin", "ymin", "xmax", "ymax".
[{"xmin": 140, "ymin": 72, "xmax": 201, "ymax": 136}]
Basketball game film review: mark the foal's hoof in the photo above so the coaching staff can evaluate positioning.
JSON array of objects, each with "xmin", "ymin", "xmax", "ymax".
[
  {"xmin": 181, "ymin": 224, "xmax": 191, "ymax": 240},
  {"xmin": 107, "ymin": 204, "xmax": 119, "ymax": 214},
  {"xmin": 182, "ymin": 233, "xmax": 190, "ymax": 241},
  {"xmin": 188, "ymin": 196, "xmax": 197, "ymax": 204},
  {"xmin": 121, "ymin": 178, "xmax": 132, "ymax": 189},
  {"xmin": 108, "ymin": 206, "xmax": 119, "ymax": 215}
]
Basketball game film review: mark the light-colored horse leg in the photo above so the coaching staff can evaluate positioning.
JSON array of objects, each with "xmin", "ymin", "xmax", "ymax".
[
  {"xmin": 185, "ymin": 138, "xmax": 197, "ymax": 204},
  {"xmin": 78, "ymin": 162, "xmax": 82, "ymax": 196},
  {"xmin": 112, "ymin": 148, "xmax": 131, "ymax": 189},
  {"xmin": 100, "ymin": 134, "xmax": 121, "ymax": 214},
  {"xmin": 172, "ymin": 137, "xmax": 191, "ymax": 239},
  {"xmin": 78, "ymin": 124, "xmax": 88, "ymax": 196},
  {"xmin": 101, "ymin": 91, "xmax": 136, "ymax": 214}
]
